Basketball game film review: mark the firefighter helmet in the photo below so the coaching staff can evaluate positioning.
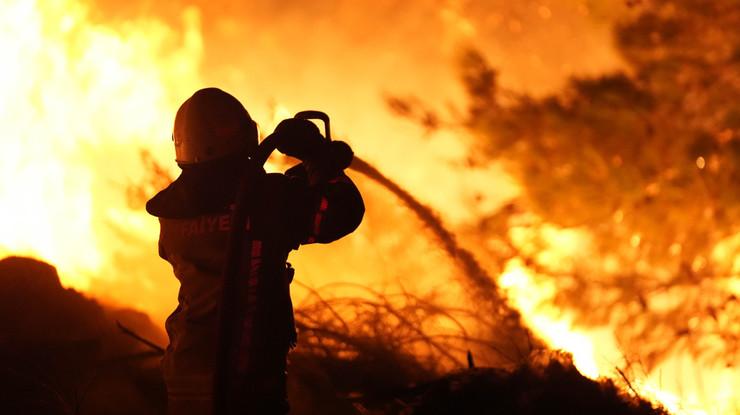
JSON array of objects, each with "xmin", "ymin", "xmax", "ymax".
[{"xmin": 173, "ymin": 88, "xmax": 258, "ymax": 165}]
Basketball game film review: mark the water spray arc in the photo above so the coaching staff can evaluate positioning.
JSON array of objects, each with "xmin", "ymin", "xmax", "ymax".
[
  {"xmin": 302, "ymin": 109, "xmax": 537, "ymax": 360},
  {"xmin": 347, "ymin": 156, "xmax": 537, "ymax": 356}
]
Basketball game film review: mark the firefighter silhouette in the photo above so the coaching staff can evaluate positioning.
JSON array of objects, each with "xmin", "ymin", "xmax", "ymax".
[{"xmin": 147, "ymin": 88, "xmax": 364, "ymax": 414}]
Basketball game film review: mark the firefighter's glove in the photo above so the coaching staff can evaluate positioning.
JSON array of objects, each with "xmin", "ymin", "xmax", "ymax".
[
  {"xmin": 317, "ymin": 141, "xmax": 353, "ymax": 171},
  {"xmin": 304, "ymin": 141, "xmax": 354, "ymax": 183},
  {"xmin": 272, "ymin": 118, "xmax": 325, "ymax": 161}
]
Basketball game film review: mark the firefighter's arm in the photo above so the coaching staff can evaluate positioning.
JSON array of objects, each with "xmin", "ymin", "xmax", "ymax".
[
  {"xmin": 284, "ymin": 151, "xmax": 364, "ymax": 244},
  {"xmin": 288, "ymin": 166, "xmax": 364, "ymax": 244},
  {"xmin": 270, "ymin": 118, "xmax": 364, "ymax": 244}
]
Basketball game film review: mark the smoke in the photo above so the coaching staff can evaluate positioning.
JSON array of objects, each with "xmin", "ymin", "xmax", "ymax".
[
  {"xmin": 0, "ymin": 0, "xmax": 632, "ymax": 343},
  {"xmin": 0, "ymin": 0, "xmax": 629, "ymax": 344},
  {"xmin": 7, "ymin": 0, "xmax": 725, "ymax": 411},
  {"xmin": 83, "ymin": 0, "xmax": 625, "ymax": 224}
]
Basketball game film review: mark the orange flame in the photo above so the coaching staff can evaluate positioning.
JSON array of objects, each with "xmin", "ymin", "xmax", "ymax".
[
  {"xmin": 0, "ymin": 1, "xmax": 737, "ymax": 414},
  {"xmin": 499, "ymin": 227, "xmax": 739, "ymax": 415},
  {"xmin": 0, "ymin": 0, "xmax": 201, "ymax": 290}
]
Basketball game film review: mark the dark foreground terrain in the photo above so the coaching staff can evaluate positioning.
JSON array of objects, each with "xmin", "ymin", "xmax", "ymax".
[{"xmin": 0, "ymin": 256, "xmax": 668, "ymax": 415}]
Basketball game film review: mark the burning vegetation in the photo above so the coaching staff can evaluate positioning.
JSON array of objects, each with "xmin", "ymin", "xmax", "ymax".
[
  {"xmin": 387, "ymin": 0, "xmax": 740, "ymax": 411},
  {"xmin": 0, "ymin": 257, "xmax": 670, "ymax": 414},
  {"xmin": 0, "ymin": 0, "xmax": 738, "ymax": 414}
]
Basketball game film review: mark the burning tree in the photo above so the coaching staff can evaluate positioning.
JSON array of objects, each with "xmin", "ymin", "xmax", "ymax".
[
  {"xmin": 119, "ymin": 2, "xmax": 736, "ymax": 410},
  {"xmin": 399, "ymin": 0, "xmax": 740, "ymax": 369}
]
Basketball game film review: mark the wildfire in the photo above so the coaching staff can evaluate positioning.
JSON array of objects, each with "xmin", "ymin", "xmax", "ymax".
[
  {"xmin": 0, "ymin": 0, "xmax": 199, "ymax": 292},
  {"xmin": 0, "ymin": 1, "xmax": 737, "ymax": 414},
  {"xmin": 499, "ymin": 227, "xmax": 738, "ymax": 415}
]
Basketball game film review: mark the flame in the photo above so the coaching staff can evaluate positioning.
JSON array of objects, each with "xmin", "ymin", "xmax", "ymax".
[
  {"xmin": 0, "ymin": 0, "xmax": 200, "ymax": 290},
  {"xmin": 499, "ymin": 260, "xmax": 600, "ymax": 379},
  {"xmin": 0, "ymin": 1, "xmax": 737, "ymax": 414},
  {"xmin": 499, "ymin": 227, "xmax": 739, "ymax": 415}
]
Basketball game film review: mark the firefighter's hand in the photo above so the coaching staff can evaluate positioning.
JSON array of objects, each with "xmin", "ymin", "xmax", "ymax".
[
  {"xmin": 318, "ymin": 140, "xmax": 353, "ymax": 171},
  {"xmin": 271, "ymin": 118, "xmax": 325, "ymax": 160},
  {"xmin": 304, "ymin": 141, "xmax": 354, "ymax": 184}
]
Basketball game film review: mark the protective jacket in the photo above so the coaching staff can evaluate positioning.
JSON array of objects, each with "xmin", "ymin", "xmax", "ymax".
[{"xmin": 147, "ymin": 155, "xmax": 364, "ymax": 414}]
